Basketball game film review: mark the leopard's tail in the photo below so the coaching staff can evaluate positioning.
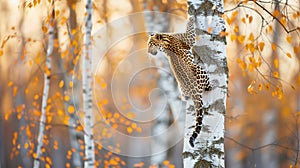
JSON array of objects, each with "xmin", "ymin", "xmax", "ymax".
[{"xmin": 189, "ymin": 95, "xmax": 204, "ymax": 148}]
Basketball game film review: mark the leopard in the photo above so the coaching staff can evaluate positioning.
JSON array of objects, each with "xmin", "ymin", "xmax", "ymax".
[{"xmin": 147, "ymin": 17, "xmax": 211, "ymax": 147}]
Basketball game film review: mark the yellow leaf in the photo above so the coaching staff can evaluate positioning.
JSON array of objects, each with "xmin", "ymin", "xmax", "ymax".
[
  {"xmin": 249, "ymin": 16, "xmax": 253, "ymax": 23},
  {"xmin": 248, "ymin": 57, "xmax": 255, "ymax": 63},
  {"xmin": 8, "ymin": 81, "xmax": 13, "ymax": 87},
  {"xmin": 265, "ymin": 83, "xmax": 270, "ymax": 90},
  {"xmin": 126, "ymin": 112, "xmax": 136, "ymax": 119},
  {"xmin": 286, "ymin": 36, "xmax": 292, "ymax": 43},
  {"xmin": 131, "ymin": 123, "xmax": 137, "ymax": 129},
  {"xmin": 248, "ymin": 33, "xmax": 254, "ymax": 42},
  {"xmin": 71, "ymin": 29, "xmax": 77, "ymax": 35},
  {"xmin": 34, "ymin": 94, "xmax": 39, "ymax": 100},
  {"xmin": 58, "ymin": 109, "xmax": 64, "ymax": 116},
  {"xmin": 45, "ymin": 164, "xmax": 50, "ymax": 168},
  {"xmin": 248, "ymin": 64, "xmax": 254, "ymax": 72},
  {"xmin": 112, "ymin": 124, "xmax": 118, "ymax": 129},
  {"xmin": 44, "ymin": 67, "xmax": 51, "ymax": 76},
  {"xmin": 42, "ymin": 26, "xmax": 48, "ymax": 34},
  {"xmin": 258, "ymin": 84, "xmax": 262, "ymax": 91},
  {"xmin": 225, "ymin": 17, "xmax": 232, "ymax": 25},
  {"xmin": 5, "ymin": 111, "xmax": 11, "ymax": 120},
  {"xmin": 207, "ymin": 27, "xmax": 213, "ymax": 33},
  {"xmin": 247, "ymin": 81, "xmax": 257, "ymax": 95},
  {"xmin": 33, "ymin": 153, "xmax": 37, "ymax": 159},
  {"xmin": 273, "ymin": 10, "xmax": 280, "ymax": 17},
  {"xmin": 13, "ymin": 86, "xmax": 18, "ymax": 97},
  {"xmin": 101, "ymin": 82, "xmax": 107, "ymax": 89},
  {"xmin": 246, "ymin": 43, "xmax": 255, "ymax": 53},
  {"xmin": 24, "ymin": 143, "xmax": 29, "ymax": 149},
  {"xmin": 17, "ymin": 104, "xmax": 25, "ymax": 112},
  {"xmin": 60, "ymin": 16, "xmax": 67, "ymax": 25},
  {"xmin": 280, "ymin": 17, "xmax": 286, "ymax": 26},
  {"xmin": 294, "ymin": 46, "xmax": 300, "ymax": 54},
  {"xmin": 232, "ymin": 10, "xmax": 238, "ymax": 18},
  {"xmin": 55, "ymin": 10, "xmax": 60, "ymax": 17},
  {"xmin": 113, "ymin": 113, "xmax": 119, "ymax": 119},
  {"xmin": 219, "ymin": 31, "xmax": 227, "ymax": 37},
  {"xmin": 241, "ymin": 17, "xmax": 246, "ymax": 23},
  {"xmin": 258, "ymin": 42, "xmax": 265, "ymax": 51},
  {"xmin": 286, "ymin": 52, "xmax": 292, "ymax": 58},
  {"xmin": 237, "ymin": 35, "xmax": 245, "ymax": 43},
  {"xmin": 127, "ymin": 127, "xmax": 133, "ymax": 134},
  {"xmin": 133, "ymin": 162, "xmax": 144, "ymax": 167},
  {"xmin": 64, "ymin": 95, "xmax": 70, "ymax": 102},
  {"xmin": 59, "ymin": 80, "xmax": 64, "ymax": 88},
  {"xmin": 272, "ymin": 43, "xmax": 277, "ymax": 51},
  {"xmin": 69, "ymin": 81, "xmax": 73, "ymax": 88},
  {"xmin": 136, "ymin": 127, "xmax": 142, "ymax": 132},
  {"xmin": 236, "ymin": 58, "xmax": 247, "ymax": 70},
  {"xmin": 68, "ymin": 105, "xmax": 75, "ymax": 114},
  {"xmin": 109, "ymin": 159, "xmax": 118, "ymax": 165},
  {"xmin": 230, "ymin": 34, "xmax": 236, "ymax": 41},
  {"xmin": 274, "ymin": 58, "xmax": 279, "ymax": 69},
  {"xmin": 292, "ymin": 12, "xmax": 298, "ymax": 19},
  {"xmin": 63, "ymin": 116, "xmax": 70, "ymax": 125},
  {"xmin": 267, "ymin": 25, "xmax": 273, "ymax": 33},
  {"xmin": 0, "ymin": 50, "xmax": 3, "ymax": 57},
  {"xmin": 233, "ymin": 26, "xmax": 239, "ymax": 33},
  {"xmin": 273, "ymin": 71, "xmax": 279, "ymax": 78},
  {"xmin": 163, "ymin": 160, "xmax": 170, "ymax": 165},
  {"xmin": 61, "ymin": 50, "xmax": 69, "ymax": 59}
]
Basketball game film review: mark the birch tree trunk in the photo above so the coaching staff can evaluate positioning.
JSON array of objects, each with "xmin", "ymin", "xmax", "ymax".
[
  {"xmin": 33, "ymin": 2, "xmax": 55, "ymax": 168},
  {"xmin": 144, "ymin": 8, "xmax": 186, "ymax": 166},
  {"xmin": 82, "ymin": 0, "xmax": 95, "ymax": 167},
  {"xmin": 261, "ymin": 1, "xmax": 280, "ymax": 167},
  {"xmin": 183, "ymin": 0, "xmax": 227, "ymax": 167},
  {"xmin": 147, "ymin": 14, "xmax": 173, "ymax": 166},
  {"xmin": 59, "ymin": 1, "xmax": 83, "ymax": 167}
]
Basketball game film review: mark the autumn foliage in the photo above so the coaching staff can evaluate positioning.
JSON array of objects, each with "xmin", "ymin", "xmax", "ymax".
[{"xmin": 0, "ymin": 0, "xmax": 300, "ymax": 167}]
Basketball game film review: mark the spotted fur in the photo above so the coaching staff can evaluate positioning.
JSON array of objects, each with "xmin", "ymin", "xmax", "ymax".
[{"xmin": 147, "ymin": 17, "xmax": 211, "ymax": 147}]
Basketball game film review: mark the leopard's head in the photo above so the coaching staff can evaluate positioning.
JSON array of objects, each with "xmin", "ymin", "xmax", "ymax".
[{"xmin": 147, "ymin": 33, "xmax": 171, "ymax": 55}]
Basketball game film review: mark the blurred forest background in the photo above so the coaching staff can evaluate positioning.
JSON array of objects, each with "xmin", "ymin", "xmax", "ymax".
[{"xmin": 0, "ymin": 0, "xmax": 300, "ymax": 167}]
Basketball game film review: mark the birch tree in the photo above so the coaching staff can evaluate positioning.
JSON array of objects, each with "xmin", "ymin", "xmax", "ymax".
[
  {"xmin": 261, "ymin": 1, "xmax": 280, "ymax": 167},
  {"xmin": 57, "ymin": 0, "xmax": 83, "ymax": 167},
  {"xmin": 82, "ymin": 0, "xmax": 95, "ymax": 167},
  {"xmin": 183, "ymin": 0, "xmax": 227, "ymax": 167},
  {"xmin": 145, "ymin": 12, "xmax": 178, "ymax": 166},
  {"xmin": 33, "ymin": 1, "xmax": 55, "ymax": 168}
]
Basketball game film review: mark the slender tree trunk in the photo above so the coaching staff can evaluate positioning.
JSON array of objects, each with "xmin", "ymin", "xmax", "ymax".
[
  {"xmin": 16, "ymin": 3, "xmax": 31, "ymax": 167},
  {"xmin": 33, "ymin": 1, "xmax": 55, "ymax": 168},
  {"xmin": 59, "ymin": 1, "xmax": 83, "ymax": 167},
  {"xmin": 143, "ymin": 4, "xmax": 185, "ymax": 166},
  {"xmin": 183, "ymin": 0, "xmax": 227, "ymax": 167},
  {"xmin": 82, "ymin": 0, "xmax": 95, "ymax": 167},
  {"xmin": 261, "ymin": 1, "xmax": 280, "ymax": 167}
]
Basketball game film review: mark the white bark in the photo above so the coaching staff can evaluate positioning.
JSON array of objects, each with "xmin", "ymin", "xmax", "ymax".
[
  {"xmin": 33, "ymin": 2, "xmax": 55, "ymax": 168},
  {"xmin": 82, "ymin": 0, "xmax": 95, "ymax": 167},
  {"xmin": 63, "ymin": 1, "xmax": 83, "ymax": 166},
  {"xmin": 183, "ymin": 0, "xmax": 227, "ymax": 167}
]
